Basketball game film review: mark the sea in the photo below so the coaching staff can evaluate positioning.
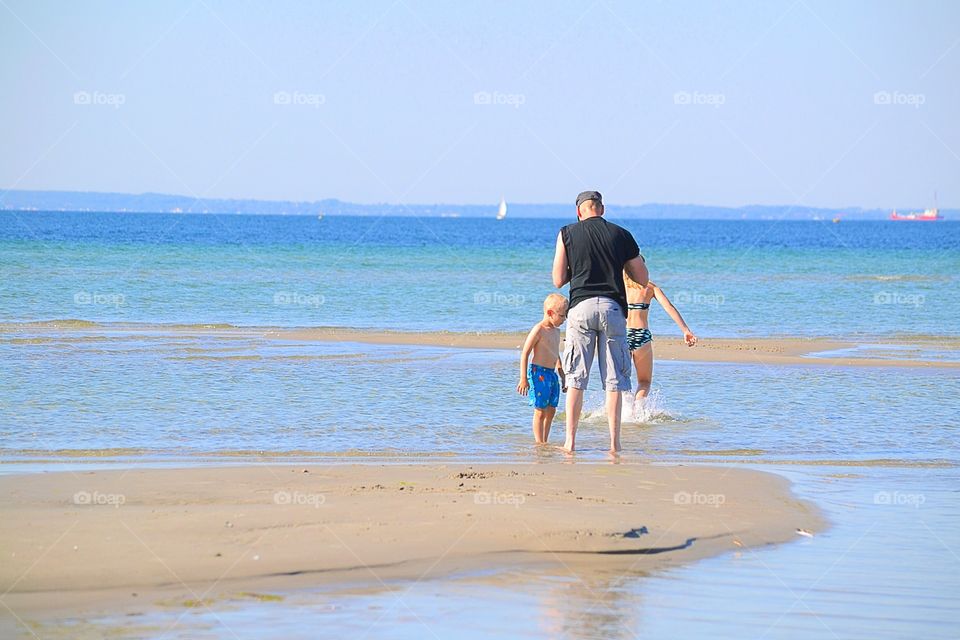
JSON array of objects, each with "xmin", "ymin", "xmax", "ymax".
[{"xmin": 2, "ymin": 211, "xmax": 959, "ymax": 639}]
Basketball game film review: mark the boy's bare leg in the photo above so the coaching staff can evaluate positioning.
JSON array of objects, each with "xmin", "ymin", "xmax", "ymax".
[
  {"xmin": 542, "ymin": 406, "xmax": 556, "ymax": 442},
  {"xmin": 532, "ymin": 409, "xmax": 545, "ymax": 443},
  {"xmin": 564, "ymin": 388, "xmax": 584, "ymax": 452},
  {"xmin": 606, "ymin": 390, "xmax": 622, "ymax": 453}
]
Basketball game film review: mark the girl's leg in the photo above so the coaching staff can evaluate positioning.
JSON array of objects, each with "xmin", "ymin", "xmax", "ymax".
[{"xmin": 632, "ymin": 344, "xmax": 654, "ymax": 403}]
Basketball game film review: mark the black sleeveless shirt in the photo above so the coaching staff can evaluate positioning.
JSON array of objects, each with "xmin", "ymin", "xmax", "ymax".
[{"xmin": 560, "ymin": 217, "xmax": 640, "ymax": 317}]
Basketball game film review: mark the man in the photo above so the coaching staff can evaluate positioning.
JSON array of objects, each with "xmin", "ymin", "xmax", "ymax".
[{"xmin": 552, "ymin": 190, "xmax": 649, "ymax": 453}]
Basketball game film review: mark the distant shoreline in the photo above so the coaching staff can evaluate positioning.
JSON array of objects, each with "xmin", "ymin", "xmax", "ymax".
[
  {"xmin": 6, "ymin": 209, "xmax": 957, "ymax": 221},
  {"xmin": 3, "ymin": 189, "xmax": 953, "ymax": 219}
]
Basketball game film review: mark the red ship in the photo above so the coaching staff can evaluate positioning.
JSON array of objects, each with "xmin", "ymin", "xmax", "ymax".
[
  {"xmin": 890, "ymin": 193, "xmax": 944, "ymax": 221},
  {"xmin": 889, "ymin": 208, "xmax": 943, "ymax": 221}
]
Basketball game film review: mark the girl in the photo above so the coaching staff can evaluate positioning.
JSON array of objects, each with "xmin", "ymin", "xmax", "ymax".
[{"xmin": 624, "ymin": 270, "xmax": 698, "ymax": 405}]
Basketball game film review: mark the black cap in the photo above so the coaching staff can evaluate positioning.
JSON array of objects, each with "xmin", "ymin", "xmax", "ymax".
[{"xmin": 576, "ymin": 190, "xmax": 602, "ymax": 208}]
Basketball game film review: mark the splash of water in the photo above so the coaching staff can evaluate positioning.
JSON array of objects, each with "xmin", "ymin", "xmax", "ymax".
[{"xmin": 578, "ymin": 388, "xmax": 675, "ymax": 425}]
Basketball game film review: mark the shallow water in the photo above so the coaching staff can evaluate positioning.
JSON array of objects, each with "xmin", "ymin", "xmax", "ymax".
[
  {"xmin": 4, "ymin": 332, "xmax": 959, "ymax": 638},
  {"xmin": 3, "ymin": 330, "xmax": 957, "ymax": 463}
]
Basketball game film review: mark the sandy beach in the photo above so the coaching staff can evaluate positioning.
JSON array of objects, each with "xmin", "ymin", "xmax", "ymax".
[
  {"xmin": 0, "ymin": 463, "xmax": 822, "ymax": 622},
  {"xmin": 4, "ymin": 322, "xmax": 959, "ymax": 369},
  {"xmin": 280, "ymin": 328, "xmax": 960, "ymax": 368}
]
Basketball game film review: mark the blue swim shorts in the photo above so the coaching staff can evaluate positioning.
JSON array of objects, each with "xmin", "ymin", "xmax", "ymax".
[{"xmin": 527, "ymin": 363, "xmax": 560, "ymax": 409}]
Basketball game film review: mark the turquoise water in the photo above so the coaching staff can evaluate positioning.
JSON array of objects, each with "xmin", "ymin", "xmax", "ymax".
[
  {"xmin": 2, "ymin": 212, "xmax": 958, "ymax": 337},
  {"xmin": 3, "ymin": 212, "xmax": 959, "ymax": 638}
]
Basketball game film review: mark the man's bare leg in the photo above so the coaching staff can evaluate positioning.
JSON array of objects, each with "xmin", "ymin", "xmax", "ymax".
[
  {"xmin": 564, "ymin": 387, "xmax": 584, "ymax": 452},
  {"xmin": 606, "ymin": 389, "xmax": 622, "ymax": 453}
]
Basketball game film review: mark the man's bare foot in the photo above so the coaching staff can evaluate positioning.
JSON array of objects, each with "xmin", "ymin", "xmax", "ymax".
[{"xmin": 562, "ymin": 441, "xmax": 575, "ymax": 453}]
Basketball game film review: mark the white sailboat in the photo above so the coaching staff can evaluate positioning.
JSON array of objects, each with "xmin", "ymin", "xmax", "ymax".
[{"xmin": 496, "ymin": 197, "xmax": 507, "ymax": 220}]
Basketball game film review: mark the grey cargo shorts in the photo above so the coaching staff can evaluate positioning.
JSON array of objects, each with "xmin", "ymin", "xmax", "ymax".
[{"xmin": 562, "ymin": 296, "xmax": 632, "ymax": 392}]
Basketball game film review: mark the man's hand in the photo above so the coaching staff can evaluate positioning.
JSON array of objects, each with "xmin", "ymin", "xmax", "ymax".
[
  {"xmin": 517, "ymin": 379, "xmax": 530, "ymax": 395},
  {"xmin": 684, "ymin": 331, "xmax": 698, "ymax": 347}
]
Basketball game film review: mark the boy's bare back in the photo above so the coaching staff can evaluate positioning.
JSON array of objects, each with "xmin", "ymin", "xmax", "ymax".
[{"xmin": 529, "ymin": 323, "xmax": 561, "ymax": 367}]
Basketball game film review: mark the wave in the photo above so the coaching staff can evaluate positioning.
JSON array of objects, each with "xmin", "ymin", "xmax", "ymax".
[{"xmin": 845, "ymin": 274, "xmax": 951, "ymax": 283}]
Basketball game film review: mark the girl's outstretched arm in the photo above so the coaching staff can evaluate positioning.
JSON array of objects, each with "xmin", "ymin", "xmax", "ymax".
[{"xmin": 652, "ymin": 283, "xmax": 698, "ymax": 346}]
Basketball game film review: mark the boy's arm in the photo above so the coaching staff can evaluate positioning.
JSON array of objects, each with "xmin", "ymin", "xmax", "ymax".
[
  {"xmin": 556, "ymin": 357, "xmax": 567, "ymax": 392},
  {"xmin": 517, "ymin": 325, "xmax": 541, "ymax": 394},
  {"xmin": 652, "ymin": 284, "xmax": 697, "ymax": 346}
]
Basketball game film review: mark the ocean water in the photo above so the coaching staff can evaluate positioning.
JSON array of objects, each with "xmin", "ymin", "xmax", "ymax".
[
  {"xmin": 3, "ymin": 211, "xmax": 959, "ymax": 638},
  {"xmin": 2, "ymin": 211, "xmax": 958, "ymax": 337}
]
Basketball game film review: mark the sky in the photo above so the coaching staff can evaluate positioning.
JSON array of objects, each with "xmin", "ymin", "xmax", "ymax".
[{"xmin": 1, "ymin": 0, "xmax": 958, "ymax": 209}]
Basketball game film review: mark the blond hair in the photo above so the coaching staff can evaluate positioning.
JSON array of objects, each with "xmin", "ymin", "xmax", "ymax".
[{"xmin": 543, "ymin": 293, "xmax": 568, "ymax": 313}]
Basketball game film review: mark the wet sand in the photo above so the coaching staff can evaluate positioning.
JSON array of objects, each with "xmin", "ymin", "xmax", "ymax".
[
  {"xmin": 3, "ymin": 321, "xmax": 958, "ymax": 368},
  {"xmin": 0, "ymin": 463, "xmax": 822, "ymax": 623},
  {"xmin": 277, "ymin": 328, "xmax": 960, "ymax": 368}
]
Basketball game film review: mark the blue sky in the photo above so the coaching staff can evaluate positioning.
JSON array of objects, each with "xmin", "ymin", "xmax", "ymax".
[{"xmin": 2, "ymin": 0, "xmax": 958, "ymax": 208}]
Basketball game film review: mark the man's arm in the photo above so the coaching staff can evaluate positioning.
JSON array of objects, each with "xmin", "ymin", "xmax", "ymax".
[
  {"xmin": 624, "ymin": 255, "xmax": 648, "ymax": 287},
  {"xmin": 552, "ymin": 232, "xmax": 569, "ymax": 288}
]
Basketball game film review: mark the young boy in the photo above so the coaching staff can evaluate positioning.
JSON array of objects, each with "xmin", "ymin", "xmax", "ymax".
[{"xmin": 517, "ymin": 293, "xmax": 568, "ymax": 444}]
